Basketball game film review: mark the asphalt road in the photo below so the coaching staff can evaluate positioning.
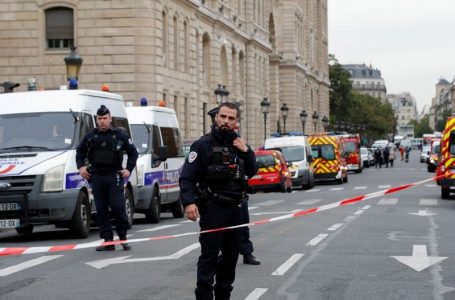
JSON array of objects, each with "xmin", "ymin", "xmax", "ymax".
[{"xmin": 1, "ymin": 150, "xmax": 454, "ymax": 300}]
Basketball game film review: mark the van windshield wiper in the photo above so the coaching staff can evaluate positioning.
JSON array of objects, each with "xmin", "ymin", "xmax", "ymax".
[{"xmin": 0, "ymin": 146, "xmax": 53, "ymax": 151}]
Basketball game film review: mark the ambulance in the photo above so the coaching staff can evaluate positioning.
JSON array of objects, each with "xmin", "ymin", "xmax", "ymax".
[
  {"xmin": 438, "ymin": 116, "xmax": 455, "ymax": 198},
  {"xmin": 309, "ymin": 134, "xmax": 348, "ymax": 184},
  {"xmin": 126, "ymin": 105, "xmax": 184, "ymax": 223},
  {"xmin": 340, "ymin": 134, "xmax": 363, "ymax": 173},
  {"xmin": 0, "ymin": 89, "xmax": 138, "ymax": 237}
]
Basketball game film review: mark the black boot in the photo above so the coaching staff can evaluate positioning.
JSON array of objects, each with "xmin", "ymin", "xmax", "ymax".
[
  {"xmin": 243, "ymin": 253, "xmax": 260, "ymax": 265},
  {"xmin": 119, "ymin": 236, "xmax": 131, "ymax": 251},
  {"xmin": 96, "ymin": 240, "xmax": 115, "ymax": 251}
]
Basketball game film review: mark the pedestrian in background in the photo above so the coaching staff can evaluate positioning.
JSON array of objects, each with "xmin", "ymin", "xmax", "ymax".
[
  {"xmin": 179, "ymin": 102, "xmax": 258, "ymax": 300},
  {"xmin": 374, "ymin": 148, "xmax": 382, "ymax": 168},
  {"xmin": 383, "ymin": 147, "xmax": 390, "ymax": 168},
  {"xmin": 76, "ymin": 105, "xmax": 138, "ymax": 251},
  {"xmin": 389, "ymin": 146, "xmax": 395, "ymax": 167},
  {"xmin": 399, "ymin": 145, "xmax": 405, "ymax": 160}
]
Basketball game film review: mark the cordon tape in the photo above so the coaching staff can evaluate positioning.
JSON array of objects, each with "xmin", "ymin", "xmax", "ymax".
[{"xmin": 0, "ymin": 175, "xmax": 445, "ymax": 257}]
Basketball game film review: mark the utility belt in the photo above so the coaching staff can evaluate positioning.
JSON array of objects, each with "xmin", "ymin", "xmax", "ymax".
[{"xmin": 200, "ymin": 189, "xmax": 248, "ymax": 207}]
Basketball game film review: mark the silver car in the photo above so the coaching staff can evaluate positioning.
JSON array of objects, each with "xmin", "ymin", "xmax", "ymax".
[{"xmin": 420, "ymin": 145, "xmax": 431, "ymax": 163}]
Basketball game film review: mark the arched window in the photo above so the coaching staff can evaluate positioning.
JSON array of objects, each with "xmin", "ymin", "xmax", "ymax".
[
  {"xmin": 184, "ymin": 20, "xmax": 189, "ymax": 73},
  {"xmin": 239, "ymin": 51, "xmax": 245, "ymax": 95},
  {"xmin": 220, "ymin": 45, "xmax": 228, "ymax": 87},
  {"xmin": 231, "ymin": 47, "xmax": 237, "ymax": 95},
  {"xmin": 173, "ymin": 15, "xmax": 179, "ymax": 70},
  {"xmin": 45, "ymin": 7, "xmax": 74, "ymax": 49},
  {"xmin": 202, "ymin": 33, "xmax": 211, "ymax": 87},
  {"xmin": 162, "ymin": 10, "xmax": 168, "ymax": 66}
]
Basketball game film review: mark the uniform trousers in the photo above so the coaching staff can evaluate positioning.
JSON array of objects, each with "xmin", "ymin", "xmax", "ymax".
[
  {"xmin": 91, "ymin": 173, "xmax": 129, "ymax": 241},
  {"xmin": 196, "ymin": 202, "xmax": 242, "ymax": 300},
  {"xmin": 239, "ymin": 201, "xmax": 253, "ymax": 255}
]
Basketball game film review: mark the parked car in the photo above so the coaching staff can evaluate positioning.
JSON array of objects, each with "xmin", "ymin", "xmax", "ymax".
[
  {"xmin": 420, "ymin": 145, "xmax": 431, "ymax": 163},
  {"xmin": 360, "ymin": 147, "xmax": 374, "ymax": 167},
  {"xmin": 248, "ymin": 150, "xmax": 292, "ymax": 193}
]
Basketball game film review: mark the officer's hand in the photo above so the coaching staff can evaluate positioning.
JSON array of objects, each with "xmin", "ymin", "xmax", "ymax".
[
  {"xmin": 79, "ymin": 166, "xmax": 91, "ymax": 181},
  {"xmin": 119, "ymin": 169, "xmax": 131, "ymax": 178},
  {"xmin": 185, "ymin": 204, "xmax": 199, "ymax": 222},
  {"xmin": 233, "ymin": 137, "xmax": 248, "ymax": 152}
]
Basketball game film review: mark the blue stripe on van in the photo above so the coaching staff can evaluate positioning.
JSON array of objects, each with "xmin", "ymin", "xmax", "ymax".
[
  {"xmin": 144, "ymin": 168, "xmax": 181, "ymax": 186},
  {"xmin": 66, "ymin": 172, "xmax": 85, "ymax": 189}
]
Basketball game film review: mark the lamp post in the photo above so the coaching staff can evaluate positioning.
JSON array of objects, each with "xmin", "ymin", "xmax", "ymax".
[
  {"xmin": 322, "ymin": 115, "xmax": 329, "ymax": 132},
  {"xmin": 299, "ymin": 110, "xmax": 308, "ymax": 134},
  {"xmin": 221, "ymin": 85, "xmax": 229, "ymax": 102},
  {"xmin": 64, "ymin": 46, "xmax": 83, "ymax": 87},
  {"xmin": 260, "ymin": 97, "xmax": 270, "ymax": 142},
  {"xmin": 214, "ymin": 84, "xmax": 230, "ymax": 104},
  {"xmin": 312, "ymin": 111, "xmax": 319, "ymax": 132},
  {"xmin": 280, "ymin": 103, "xmax": 289, "ymax": 134}
]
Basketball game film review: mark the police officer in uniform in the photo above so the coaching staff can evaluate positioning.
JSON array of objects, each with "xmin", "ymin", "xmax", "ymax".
[
  {"xmin": 76, "ymin": 105, "xmax": 138, "ymax": 251},
  {"xmin": 180, "ymin": 102, "xmax": 258, "ymax": 300},
  {"xmin": 207, "ymin": 107, "xmax": 260, "ymax": 266}
]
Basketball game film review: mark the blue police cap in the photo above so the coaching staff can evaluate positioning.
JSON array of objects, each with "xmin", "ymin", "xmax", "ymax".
[
  {"xmin": 97, "ymin": 105, "xmax": 110, "ymax": 116},
  {"xmin": 207, "ymin": 107, "xmax": 219, "ymax": 118}
]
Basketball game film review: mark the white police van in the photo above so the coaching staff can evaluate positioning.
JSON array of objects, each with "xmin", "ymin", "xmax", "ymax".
[
  {"xmin": 126, "ymin": 105, "xmax": 184, "ymax": 223},
  {"xmin": 0, "ymin": 89, "xmax": 138, "ymax": 238},
  {"xmin": 264, "ymin": 135, "xmax": 315, "ymax": 189}
]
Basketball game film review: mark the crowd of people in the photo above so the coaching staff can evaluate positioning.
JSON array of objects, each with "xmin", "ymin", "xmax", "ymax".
[{"xmin": 373, "ymin": 145, "xmax": 411, "ymax": 168}]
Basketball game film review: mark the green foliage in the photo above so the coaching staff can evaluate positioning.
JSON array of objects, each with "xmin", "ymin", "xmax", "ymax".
[{"xmin": 409, "ymin": 115, "xmax": 433, "ymax": 137}]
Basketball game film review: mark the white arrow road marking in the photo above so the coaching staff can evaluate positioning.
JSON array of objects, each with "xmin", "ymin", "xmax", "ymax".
[
  {"xmin": 136, "ymin": 224, "xmax": 181, "ymax": 232},
  {"xmin": 244, "ymin": 288, "xmax": 268, "ymax": 300},
  {"xmin": 391, "ymin": 245, "xmax": 447, "ymax": 272},
  {"xmin": 85, "ymin": 243, "xmax": 200, "ymax": 269},
  {"xmin": 409, "ymin": 209, "xmax": 438, "ymax": 217},
  {"xmin": 306, "ymin": 234, "xmax": 328, "ymax": 246},
  {"xmin": 271, "ymin": 253, "xmax": 304, "ymax": 276},
  {"xmin": 419, "ymin": 199, "xmax": 438, "ymax": 206},
  {"xmin": 0, "ymin": 255, "xmax": 63, "ymax": 276}
]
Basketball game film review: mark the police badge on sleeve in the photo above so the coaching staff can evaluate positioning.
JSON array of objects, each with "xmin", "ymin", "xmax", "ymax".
[{"xmin": 188, "ymin": 151, "xmax": 197, "ymax": 163}]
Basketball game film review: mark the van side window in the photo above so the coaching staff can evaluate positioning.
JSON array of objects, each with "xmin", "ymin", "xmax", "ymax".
[
  {"xmin": 112, "ymin": 117, "xmax": 131, "ymax": 138},
  {"xmin": 79, "ymin": 113, "xmax": 94, "ymax": 142},
  {"xmin": 161, "ymin": 127, "xmax": 183, "ymax": 157},
  {"xmin": 151, "ymin": 125, "xmax": 161, "ymax": 155}
]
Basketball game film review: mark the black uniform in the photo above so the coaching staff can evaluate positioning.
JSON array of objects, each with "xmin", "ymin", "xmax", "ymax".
[
  {"xmin": 76, "ymin": 127, "xmax": 138, "ymax": 242},
  {"xmin": 179, "ymin": 125, "xmax": 258, "ymax": 300}
]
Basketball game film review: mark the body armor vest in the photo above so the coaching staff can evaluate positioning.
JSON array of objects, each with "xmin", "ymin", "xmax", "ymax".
[
  {"xmin": 205, "ymin": 136, "xmax": 248, "ymax": 200},
  {"xmin": 88, "ymin": 129, "xmax": 123, "ymax": 169}
]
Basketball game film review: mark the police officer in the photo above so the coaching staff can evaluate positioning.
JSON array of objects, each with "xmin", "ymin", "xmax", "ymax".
[
  {"xmin": 180, "ymin": 102, "xmax": 258, "ymax": 300},
  {"xmin": 207, "ymin": 107, "xmax": 260, "ymax": 266},
  {"xmin": 76, "ymin": 105, "xmax": 138, "ymax": 251}
]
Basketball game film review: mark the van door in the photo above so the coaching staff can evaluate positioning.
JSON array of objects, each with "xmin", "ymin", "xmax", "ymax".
[{"xmin": 159, "ymin": 126, "xmax": 184, "ymax": 204}]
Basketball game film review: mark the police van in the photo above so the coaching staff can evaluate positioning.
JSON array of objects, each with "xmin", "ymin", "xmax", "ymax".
[
  {"xmin": 264, "ymin": 135, "xmax": 315, "ymax": 189},
  {"xmin": 126, "ymin": 105, "xmax": 184, "ymax": 223},
  {"xmin": 0, "ymin": 89, "xmax": 138, "ymax": 238}
]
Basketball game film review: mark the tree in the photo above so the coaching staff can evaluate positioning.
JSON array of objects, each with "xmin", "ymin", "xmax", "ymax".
[
  {"xmin": 329, "ymin": 60, "xmax": 353, "ymax": 121},
  {"xmin": 409, "ymin": 115, "xmax": 432, "ymax": 137}
]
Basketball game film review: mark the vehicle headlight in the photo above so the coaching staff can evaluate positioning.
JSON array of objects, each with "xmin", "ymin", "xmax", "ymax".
[
  {"xmin": 136, "ymin": 164, "xmax": 144, "ymax": 186},
  {"xmin": 430, "ymin": 159, "xmax": 435, "ymax": 164},
  {"xmin": 43, "ymin": 164, "xmax": 65, "ymax": 192}
]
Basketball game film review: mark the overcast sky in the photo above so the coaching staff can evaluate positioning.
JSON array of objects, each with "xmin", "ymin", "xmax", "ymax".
[{"xmin": 328, "ymin": 0, "xmax": 455, "ymax": 112}]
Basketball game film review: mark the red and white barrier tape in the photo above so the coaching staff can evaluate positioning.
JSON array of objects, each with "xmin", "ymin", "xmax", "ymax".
[{"xmin": 0, "ymin": 175, "xmax": 443, "ymax": 257}]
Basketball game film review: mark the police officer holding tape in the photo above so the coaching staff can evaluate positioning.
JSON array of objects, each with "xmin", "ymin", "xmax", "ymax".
[
  {"xmin": 76, "ymin": 105, "xmax": 138, "ymax": 251},
  {"xmin": 180, "ymin": 102, "xmax": 258, "ymax": 300}
]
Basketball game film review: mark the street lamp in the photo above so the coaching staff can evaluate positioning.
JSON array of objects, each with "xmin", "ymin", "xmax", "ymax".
[
  {"xmin": 280, "ymin": 103, "xmax": 289, "ymax": 134},
  {"xmin": 214, "ymin": 84, "xmax": 230, "ymax": 104},
  {"xmin": 322, "ymin": 115, "xmax": 329, "ymax": 132},
  {"xmin": 299, "ymin": 110, "xmax": 308, "ymax": 134},
  {"xmin": 312, "ymin": 111, "xmax": 319, "ymax": 132},
  {"xmin": 260, "ymin": 97, "xmax": 270, "ymax": 142},
  {"xmin": 64, "ymin": 46, "xmax": 83, "ymax": 82},
  {"xmin": 221, "ymin": 85, "xmax": 229, "ymax": 102}
]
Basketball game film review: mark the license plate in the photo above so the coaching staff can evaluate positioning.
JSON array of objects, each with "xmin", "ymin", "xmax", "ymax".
[
  {"xmin": 0, "ymin": 202, "xmax": 19, "ymax": 211},
  {"xmin": 0, "ymin": 219, "xmax": 20, "ymax": 228}
]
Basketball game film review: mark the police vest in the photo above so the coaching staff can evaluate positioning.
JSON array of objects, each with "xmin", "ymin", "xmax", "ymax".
[
  {"xmin": 87, "ymin": 129, "xmax": 124, "ymax": 168},
  {"xmin": 204, "ymin": 135, "xmax": 248, "ymax": 200}
]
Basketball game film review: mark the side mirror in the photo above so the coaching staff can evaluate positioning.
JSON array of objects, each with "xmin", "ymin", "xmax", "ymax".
[
  {"xmin": 307, "ymin": 154, "xmax": 313, "ymax": 162},
  {"xmin": 151, "ymin": 145, "xmax": 168, "ymax": 168}
]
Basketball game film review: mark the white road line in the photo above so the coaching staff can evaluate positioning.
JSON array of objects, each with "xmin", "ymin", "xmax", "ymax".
[
  {"xmin": 244, "ymin": 288, "xmax": 268, "ymax": 300},
  {"xmin": 353, "ymin": 210, "xmax": 364, "ymax": 215},
  {"xmin": 271, "ymin": 253, "xmax": 304, "ymax": 276},
  {"xmin": 74, "ymin": 239, "xmax": 105, "ymax": 250},
  {"xmin": 419, "ymin": 199, "xmax": 438, "ymax": 206},
  {"xmin": 377, "ymin": 198, "xmax": 398, "ymax": 205},
  {"xmin": 257, "ymin": 200, "xmax": 285, "ymax": 206},
  {"xmin": 248, "ymin": 206, "xmax": 259, "ymax": 210},
  {"xmin": 343, "ymin": 215, "xmax": 356, "ymax": 222},
  {"xmin": 362, "ymin": 205, "xmax": 371, "ymax": 210},
  {"xmin": 137, "ymin": 224, "xmax": 181, "ymax": 232},
  {"xmin": 330, "ymin": 187, "xmax": 344, "ymax": 191},
  {"xmin": 306, "ymin": 189, "xmax": 321, "ymax": 193},
  {"xmin": 306, "ymin": 234, "xmax": 329, "ymax": 246},
  {"xmin": 327, "ymin": 223, "xmax": 344, "ymax": 231},
  {"xmin": 425, "ymin": 184, "xmax": 436, "ymax": 187},
  {"xmin": 296, "ymin": 199, "xmax": 322, "ymax": 205},
  {"xmin": 378, "ymin": 185, "xmax": 391, "ymax": 189},
  {"xmin": 354, "ymin": 186, "xmax": 367, "ymax": 190},
  {"xmin": 0, "ymin": 255, "xmax": 63, "ymax": 276}
]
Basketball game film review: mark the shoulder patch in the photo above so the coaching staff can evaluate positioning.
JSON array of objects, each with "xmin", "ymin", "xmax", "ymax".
[{"xmin": 188, "ymin": 151, "xmax": 198, "ymax": 163}]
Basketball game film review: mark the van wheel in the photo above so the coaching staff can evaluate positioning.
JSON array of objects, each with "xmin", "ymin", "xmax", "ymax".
[
  {"xmin": 441, "ymin": 187, "xmax": 450, "ymax": 199},
  {"xmin": 171, "ymin": 198, "xmax": 185, "ymax": 218},
  {"xmin": 69, "ymin": 192, "xmax": 91, "ymax": 238},
  {"xmin": 16, "ymin": 225, "xmax": 34, "ymax": 235},
  {"xmin": 279, "ymin": 179, "xmax": 286, "ymax": 193},
  {"xmin": 145, "ymin": 189, "xmax": 161, "ymax": 223},
  {"xmin": 124, "ymin": 188, "xmax": 134, "ymax": 228}
]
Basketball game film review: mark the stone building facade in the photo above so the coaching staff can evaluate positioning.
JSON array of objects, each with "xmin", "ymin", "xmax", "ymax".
[
  {"xmin": 0, "ymin": 0, "xmax": 329, "ymax": 149},
  {"xmin": 429, "ymin": 78, "xmax": 454, "ymax": 131},
  {"xmin": 342, "ymin": 64, "xmax": 387, "ymax": 101},
  {"xmin": 387, "ymin": 92, "xmax": 418, "ymax": 138}
]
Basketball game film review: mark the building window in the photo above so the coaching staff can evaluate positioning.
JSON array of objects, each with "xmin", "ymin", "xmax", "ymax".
[
  {"xmin": 162, "ymin": 11, "xmax": 168, "ymax": 66},
  {"xmin": 184, "ymin": 21, "xmax": 189, "ymax": 73},
  {"xmin": 173, "ymin": 15, "xmax": 179, "ymax": 70},
  {"xmin": 45, "ymin": 7, "xmax": 74, "ymax": 49},
  {"xmin": 202, "ymin": 33, "xmax": 211, "ymax": 87}
]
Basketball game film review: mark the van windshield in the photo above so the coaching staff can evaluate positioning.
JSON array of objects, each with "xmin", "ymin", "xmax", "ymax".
[
  {"xmin": 0, "ymin": 112, "xmax": 75, "ymax": 152},
  {"xmin": 130, "ymin": 124, "xmax": 149, "ymax": 154},
  {"xmin": 256, "ymin": 155, "xmax": 277, "ymax": 168},
  {"xmin": 343, "ymin": 142, "xmax": 356, "ymax": 153},
  {"xmin": 278, "ymin": 146, "xmax": 305, "ymax": 162},
  {"xmin": 311, "ymin": 144, "xmax": 335, "ymax": 160}
]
